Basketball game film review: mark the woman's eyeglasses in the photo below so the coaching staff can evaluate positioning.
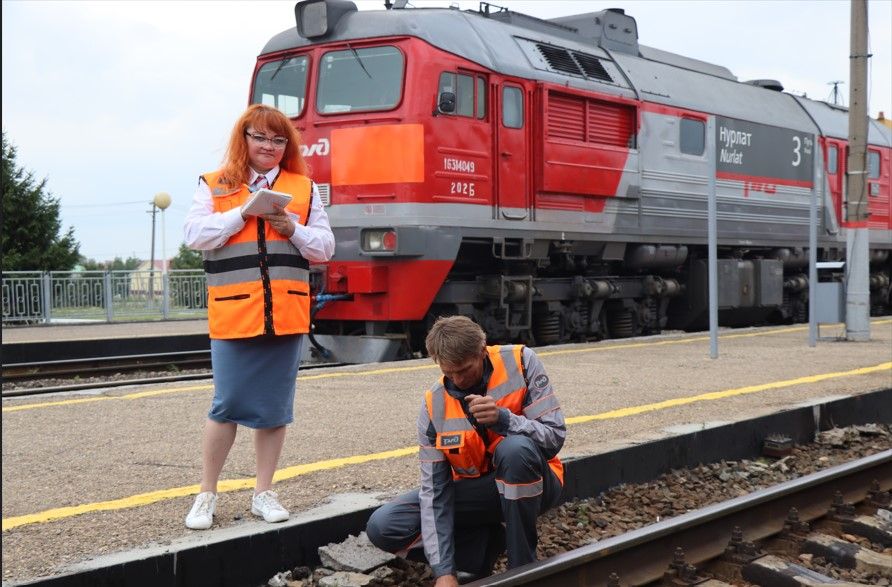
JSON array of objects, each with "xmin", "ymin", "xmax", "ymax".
[{"xmin": 245, "ymin": 132, "xmax": 288, "ymax": 149}]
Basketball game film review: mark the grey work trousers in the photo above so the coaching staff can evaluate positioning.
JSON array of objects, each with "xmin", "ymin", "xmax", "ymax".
[{"xmin": 366, "ymin": 435, "xmax": 563, "ymax": 575}]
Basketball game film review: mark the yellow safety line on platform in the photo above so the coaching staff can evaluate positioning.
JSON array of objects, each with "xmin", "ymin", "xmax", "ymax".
[
  {"xmin": 3, "ymin": 360, "xmax": 890, "ymax": 532},
  {"xmin": 565, "ymin": 361, "xmax": 891, "ymax": 425},
  {"xmin": 1, "ymin": 446, "xmax": 418, "ymax": 532},
  {"xmin": 6, "ymin": 319, "xmax": 890, "ymax": 414}
]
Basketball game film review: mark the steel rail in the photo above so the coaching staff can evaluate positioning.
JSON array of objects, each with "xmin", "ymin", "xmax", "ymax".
[
  {"xmin": 1, "ymin": 360, "xmax": 346, "ymax": 398},
  {"xmin": 0, "ymin": 373, "xmax": 215, "ymax": 397},
  {"xmin": 2, "ymin": 349, "xmax": 212, "ymax": 380},
  {"xmin": 470, "ymin": 450, "xmax": 892, "ymax": 587}
]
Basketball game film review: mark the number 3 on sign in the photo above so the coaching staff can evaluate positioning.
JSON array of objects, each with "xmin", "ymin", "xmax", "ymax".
[{"xmin": 450, "ymin": 181, "xmax": 475, "ymax": 197}]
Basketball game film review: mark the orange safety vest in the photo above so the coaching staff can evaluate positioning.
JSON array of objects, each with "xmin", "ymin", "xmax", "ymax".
[
  {"xmin": 202, "ymin": 169, "xmax": 313, "ymax": 340},
  {"xmin": 425, "ymin": 345, "xmax": 564, "ymax": 484}
]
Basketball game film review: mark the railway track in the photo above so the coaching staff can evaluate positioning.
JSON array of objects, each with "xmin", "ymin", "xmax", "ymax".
[
  {"xmin": 2, "ymin": 349, "xmax": 213, "ymax": 381},
  {"xmin": 471, "ymin": 450, "xmax": 892, "ymax": 587},
  {"xmin": 1, "ymin": 351, "xmax": 344, "ymax": 398},
  {"xmin": 0, "ymin": 350, "xmax": 214, "ymax": 397},
  {"xmin": 1, "ymin": 333, "xmax": 216, "ymax": 396}
]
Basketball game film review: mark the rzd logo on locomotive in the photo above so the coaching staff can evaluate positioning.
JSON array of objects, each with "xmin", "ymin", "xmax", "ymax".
[{"xmin": 300, "ymin": 138, "xmax": 330, "ymax": 158}]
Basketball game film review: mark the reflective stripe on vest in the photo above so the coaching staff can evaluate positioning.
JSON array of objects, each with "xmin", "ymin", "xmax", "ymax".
[
  {"xmin": 202, "ymin": 169, "xmax": 313, "ymax": 339},
  {"xmin": 425, "ymin": 345, "xmax": 563, "ymax": 484}
]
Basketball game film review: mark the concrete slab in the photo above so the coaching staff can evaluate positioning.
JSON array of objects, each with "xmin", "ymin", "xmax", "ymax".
[{"xmin": 318, "ymin": 532, "xmax": 395, "ymax": 573}]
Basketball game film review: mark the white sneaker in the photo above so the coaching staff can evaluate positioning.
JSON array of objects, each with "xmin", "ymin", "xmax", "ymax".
[
  {"xmin": 251, "ymin": 490, "xmax": 289, "ymax": 523},
  {"xmin": 185, "ymin": 491, "xmax": 217, "ymax": 530}
]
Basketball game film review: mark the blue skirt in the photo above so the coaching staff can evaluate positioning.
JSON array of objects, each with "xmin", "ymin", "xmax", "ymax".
[{"xmin": 208, "ymin": 334, "xmax": 304, "ymax": 429}]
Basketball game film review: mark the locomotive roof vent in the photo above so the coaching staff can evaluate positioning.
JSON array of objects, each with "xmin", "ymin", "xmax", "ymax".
[
  {"xmin": 550, "ymin": 8, "xmax": 639, "ymax": 56},
  {"xmin": 295, "ymin": 0, "xmax": 357, "ymax": 39},
  {"xmin": 745, "ymin": 79, "xmax": 785, "ymax": 92},
  {"xmin": 535, "ymin": 44, "xmax": 613, "ymax": 83}
]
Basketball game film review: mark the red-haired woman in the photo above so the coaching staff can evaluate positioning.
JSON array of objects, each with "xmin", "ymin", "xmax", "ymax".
[{"xmin": 183, "ymin": 104, "xmax": 334, "ymax": 529}]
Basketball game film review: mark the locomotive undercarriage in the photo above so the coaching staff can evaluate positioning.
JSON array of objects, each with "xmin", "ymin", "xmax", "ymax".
[{"xmin": 311, "ymin": 239, "xmax": 891, "ymax": 359}]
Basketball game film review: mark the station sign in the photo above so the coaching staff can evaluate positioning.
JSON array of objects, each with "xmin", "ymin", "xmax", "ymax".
[{"xmin": 715, "ymin": 116, "xmax": 814, "ymax": 185}]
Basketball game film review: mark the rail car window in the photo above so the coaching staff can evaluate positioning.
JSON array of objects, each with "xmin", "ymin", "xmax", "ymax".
[
  {"xmin": 317, "ymin": 46, "xmax": 404, "ymax": 114},
  {"xmin": 868, "ymin": 150, "xmax": 880, "ymax": 179},
  {"xmin": 438, "ymin": 72, "xmax": 485, "ymax": 118},
  {"xmin": 253, "ymin": 56, "xmax": 309, "ymax": 117},
  {"xmin": 502, "ymin": 86, "xmax": 523, "ymax": 129},
  {"xmin": 680, "ymin": 118, "xmax": 705, "ymax": 155},
  {"xmin": 827, "ymin": 144, "xmax": 838, "ymax": 174}
]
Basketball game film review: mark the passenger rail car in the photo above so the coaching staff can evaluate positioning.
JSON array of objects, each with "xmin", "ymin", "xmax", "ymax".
[{"xmin": 251, "ymin": 0, "xmax": 891, "ymax": 356}]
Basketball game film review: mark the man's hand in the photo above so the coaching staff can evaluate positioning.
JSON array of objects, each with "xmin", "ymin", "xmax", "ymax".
[
  {"xmin": 434, "ymin": 574, "xmax": 459, "ymax": 587},
  {"xmin": 466, "ymin": 394, "xmax": 499, "ymax": 425},
  {"xmin": 260, "ymin": 206, "xmax": 296, "ymax": 237}
]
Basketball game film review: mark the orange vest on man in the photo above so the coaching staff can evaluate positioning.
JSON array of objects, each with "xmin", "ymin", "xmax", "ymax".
[
  {"xmin": 424, "ymin": 345, "xmax": 564, "ymax": 484},
  {"xmin": 202, "ymin": 169, "xmax": 313, "ymax": 340}
]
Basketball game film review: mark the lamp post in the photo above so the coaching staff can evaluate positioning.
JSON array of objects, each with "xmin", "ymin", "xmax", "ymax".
[
  {"xmin": 148, "ymin": 192, "xmax": 172, "ymax": 305},
  {"xmin": 154, "ymin": 192, "xmax": 172, "ymax": 273}
]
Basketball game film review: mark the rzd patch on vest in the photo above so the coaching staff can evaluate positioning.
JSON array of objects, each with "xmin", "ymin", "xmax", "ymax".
[{"xmin": 436, "ymin": 432, "xmax": 464, "ymax": 450}]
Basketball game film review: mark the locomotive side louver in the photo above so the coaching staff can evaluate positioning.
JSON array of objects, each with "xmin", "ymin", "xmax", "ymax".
[{"xmin": 535, "ymin": 44, "xmax": 613, "ymax": 83}]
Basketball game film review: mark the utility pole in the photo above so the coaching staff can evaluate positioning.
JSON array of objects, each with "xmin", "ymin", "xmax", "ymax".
[{"xmin": 845, "ymin": 0, "xmax": 870, "ymax": 341}]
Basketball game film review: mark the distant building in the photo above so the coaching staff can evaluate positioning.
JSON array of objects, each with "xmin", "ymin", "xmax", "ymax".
[
  {"xmin": 129, "ymin": 260, "xmax": 168, "ymax": 294},
  {"xmin": 878, "ymin": 112, "xmax": 892, "ymax": 130}
]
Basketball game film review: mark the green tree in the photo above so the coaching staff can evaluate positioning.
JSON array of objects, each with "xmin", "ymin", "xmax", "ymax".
[
  {"xmin": 79, "ymin": 255, "xmax": 142, "ymax": 270},
  {"xmin": 1, "ymin": 131, "xmax": 80, "ymax": 270},
  {"xmin": 109, "ymin": 256, "xmax": 142, "ymax": 271},
  {"xmin": 169, "ymin": 242, "xmax": 203, "ymax": 270},
  {"xmin": 79, "ymin": 257, "xmax": 105, "ymax": 270}
]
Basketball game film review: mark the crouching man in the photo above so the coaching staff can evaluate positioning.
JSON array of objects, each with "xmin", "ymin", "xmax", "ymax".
[{"xmin": 366, "ymin": 316, "xmax": 566, "ymax": 585}]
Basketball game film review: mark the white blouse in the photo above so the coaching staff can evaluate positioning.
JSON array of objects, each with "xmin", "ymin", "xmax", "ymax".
[{"xmin": 183, "ymin": 166, "xmax": 335, "ymax": 263}]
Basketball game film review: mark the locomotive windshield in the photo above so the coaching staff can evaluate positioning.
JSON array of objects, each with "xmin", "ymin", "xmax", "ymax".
[
  {"xmin": 317, "ymin": 46, "xmax": 404, "ymax": 113},
  {"xmin": 253, "ymin": 56, "xmax": 309, "ymax": 118}
]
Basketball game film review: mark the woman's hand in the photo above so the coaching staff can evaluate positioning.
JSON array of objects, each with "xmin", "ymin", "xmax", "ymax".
[{"xmin": 260, "ymin": 206, "xmax": 296, "ymax": 237}]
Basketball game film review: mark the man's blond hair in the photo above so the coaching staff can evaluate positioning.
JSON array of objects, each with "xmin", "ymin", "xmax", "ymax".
[{"xmin": 425, "ymin": 316, "xmax": 486, "ymax": 365}]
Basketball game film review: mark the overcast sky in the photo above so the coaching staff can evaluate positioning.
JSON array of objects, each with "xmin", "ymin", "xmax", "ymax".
[{"xmin": 3, "ymin": 0, "xmax": 890, "ymax": 263}]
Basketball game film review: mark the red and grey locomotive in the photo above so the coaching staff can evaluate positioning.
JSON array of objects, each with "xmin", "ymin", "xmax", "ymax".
[{"xmin": 249, "ymin": 0, "xmax": 892, "ymax": 359}]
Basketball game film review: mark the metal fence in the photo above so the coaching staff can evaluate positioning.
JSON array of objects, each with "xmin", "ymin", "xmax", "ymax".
[{"xmin": 1, "ymin": 270, "xmax": 208, "ymax": 324}]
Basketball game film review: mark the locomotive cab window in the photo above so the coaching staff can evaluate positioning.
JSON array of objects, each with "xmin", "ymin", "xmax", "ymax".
[
  {"xmin": 253, "ymin": 56, "xmax": 309, "ymax": 118},
  {"xmin": 502, "ymin": 86, "xmax": 523, "ymax": 129},
  {"xmin": 680, "ymin": 118, "xmax": 705, "ymax": 155},
  {"xmin": 438, "ymin": 72, "xmax": 486, "ymax": 119},
  {"xmin": 317, "ymin": 46, "xmax": 404, "ymax": 114}
]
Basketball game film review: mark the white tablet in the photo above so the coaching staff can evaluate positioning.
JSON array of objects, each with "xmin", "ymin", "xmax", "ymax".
[{"xmin": 242, "ymin": 188, "xmax": 293, "ymax": 216}]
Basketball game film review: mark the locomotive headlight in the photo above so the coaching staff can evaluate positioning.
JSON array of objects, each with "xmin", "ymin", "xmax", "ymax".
[{"xmin": 361, "ymin": 229, "xmax": 397, "ymax": 252}]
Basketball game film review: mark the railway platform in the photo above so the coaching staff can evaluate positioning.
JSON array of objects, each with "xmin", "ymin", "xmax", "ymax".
[{"xmin": 2, "ymin": 319, "xmax": 891, "ymax": 585}]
